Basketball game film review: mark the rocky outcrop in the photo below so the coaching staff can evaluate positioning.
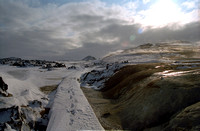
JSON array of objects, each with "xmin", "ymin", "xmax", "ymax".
[
  {"xmin": 0, "ymin": 106, "xmax": 21, "ymax": 131},
  {"xmin": 80, "ymin": 62, "xmax": 122, "ymax": 90},
  {"xmin": 0, "ymin": 77, "xmax": 11, "ymax": 97},
  {"xmin": 12, "ymin": 61, "xmax": 26, "ymax": 67},
  {"xmin": 0, "ymin": 57, "xmax": 65, "ymax": 68},
  {"xmin": 0, "ymin": 100, "xmax": 49, "ymax": 131},
  {"xmin": 54, "ymin": 62, "xmax": 66, "ymax": 68},
  {"xmin": 82, "ymin": 63, "xmax": 200, "ymax": 130},
  {"xmin": 104, "ymin": 64, "xmax": 200, "ymax": 130},
  {"xmin": 164, "ymin": 102, "xmax": 200, "ymax": 131},
  {"xmin": 68, "ymin": 65, "xmax": 77, "ymax": 70}
]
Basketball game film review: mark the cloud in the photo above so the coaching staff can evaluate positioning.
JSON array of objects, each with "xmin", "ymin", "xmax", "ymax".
[
  {"xmin": 55, "ymin": 21, "xmax": 200, "ymax": 60},
  {"xmin": 0, "ymin": 0, "xmax": 199, "ymax": 60},
  {"xmin": 143, "ymin": 0, "xmax": 150, "ymax": 4},
  {"xmin": 135, "ymin": 0, "xmax": 199, "ymax": 27},
  {"xmin": 133, "ymin": 22, "xmax": 200, "ymax": 44},
  {"xmin": 181, "ymin": 0, "xmax": 196, "ymax": 9},
  {"xmin": 58, "ymin": 43, "xmax": 116, "ymax": 60}
]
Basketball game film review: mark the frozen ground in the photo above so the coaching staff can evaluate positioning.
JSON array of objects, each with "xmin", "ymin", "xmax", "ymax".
[
  {"xmin": 47, "ymin": 69, "xmax": 103, "ymax": 130},
  {"xmin": 0, "ymin": 41, "xmax": 199, "ymax": 130},
  {"xmin": 0, "ymin": 61, "xmax": 103, "ymax": 131}
]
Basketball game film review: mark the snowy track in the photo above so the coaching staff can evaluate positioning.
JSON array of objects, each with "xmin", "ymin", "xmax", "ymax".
[{"xmin": 47, "ymin": 70, "xmax": 104, "ymax": 131}]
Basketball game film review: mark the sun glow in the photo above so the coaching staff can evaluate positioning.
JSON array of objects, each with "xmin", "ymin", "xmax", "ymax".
[{"xmin": 136, "ymin": 0, "xmax": 194, "ymax": 28}]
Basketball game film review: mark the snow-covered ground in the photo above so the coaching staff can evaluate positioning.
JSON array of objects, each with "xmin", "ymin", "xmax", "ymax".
[
  {"xmin": 0, "ymin": 61, "xmax": 104, "ymax": 131},
  {"xmin": 0, "ymin": 65, "xmax": 67, "ymax": 108},
  {"xmin": 47, "ymin": 69, "xmax": 103, "ymax": 131},
  {"xmin": 0, "ymin": 41, "xmax": 199, "ymax": 130}
]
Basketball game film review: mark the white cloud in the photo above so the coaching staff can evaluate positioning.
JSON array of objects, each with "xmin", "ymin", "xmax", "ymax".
[
  {"xmin": 135, "ymin": 0, "xmax": 199, "ymax": 28},
  {"xmin": 143, "ymin": 0, "xmax": 150, "ymax": 4},
  {"xmin": 181, "ymin": 1, "xmax": 196, "ymax": 9}
]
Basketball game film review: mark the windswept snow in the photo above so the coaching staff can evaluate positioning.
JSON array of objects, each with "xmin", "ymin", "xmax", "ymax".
[
  {"xmin": 0, "ymin": 62, "xmax": 104, "ymax": 130},
  {"xmin": 47, "ymin": 70, "xmax": 103, "ymax": 131}
]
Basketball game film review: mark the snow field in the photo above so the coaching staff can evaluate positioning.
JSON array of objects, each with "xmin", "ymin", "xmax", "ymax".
[{"xmin": 47, "ymin": 70, "xmax": 104, "ymax": 131}]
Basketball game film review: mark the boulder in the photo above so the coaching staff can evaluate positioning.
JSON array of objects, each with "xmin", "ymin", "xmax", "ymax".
[
  {"xmin": 0, "ymin": 77, "xmax": 8, "ymax": 91},
  {"xmin": 0, "ymin": 77, "xmax": 10, "ymax": 97}
]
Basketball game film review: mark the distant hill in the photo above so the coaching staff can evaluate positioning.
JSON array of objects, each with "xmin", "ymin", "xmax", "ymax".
[
  {"xmin": 102, "ymin": 41, "xmax": 200, "ymax": 63},
  {"xmin": 82, "ymin": 56, "xmax": 96, "ymax": 61}
]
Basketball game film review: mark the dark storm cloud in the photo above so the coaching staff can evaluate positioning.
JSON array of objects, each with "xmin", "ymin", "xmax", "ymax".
[{"xmin": 0, "ymin": 0, "xmax": 199, "ymax": 60}]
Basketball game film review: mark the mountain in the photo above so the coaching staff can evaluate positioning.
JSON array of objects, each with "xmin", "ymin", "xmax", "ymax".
[
  {"xmin": 102, "ymin": 41, "xmax": 200, "ymax": 63},
  {"xmin": 82, "ymin": 56, "xmax": 96, "ymax": 61}
]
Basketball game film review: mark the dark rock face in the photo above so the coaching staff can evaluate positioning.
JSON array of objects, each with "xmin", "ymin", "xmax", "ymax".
[
  {"xmin": 0, "ymin": 77, "xmax": 8, "ymax": 91},
  {"xmin": 0, "ymin": 77, "xmax": 10, "ymax": 97}
]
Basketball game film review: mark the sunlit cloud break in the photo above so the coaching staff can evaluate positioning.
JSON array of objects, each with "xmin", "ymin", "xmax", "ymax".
[{"xmin": 0, "ymin": 0, "xmax": 199, "ymax": 60}]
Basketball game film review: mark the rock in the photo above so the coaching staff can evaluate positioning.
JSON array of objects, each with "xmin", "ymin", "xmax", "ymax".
[
  {"xmin": 0, "ymin": 106, "xmax": 21, "ymax": 131},
  {"xmin": 68, "ymin": 66, "xmax": 76, "ymax": 70},
  {"xmin": 28, "ymin": 100, "xmax": 42, "ymax": 108},
  {"xmin": 121, "ymin": 75, "xmax": 200, "ymax": 130},
  {"xmin": 12, "ymin": 62, "xmax": 26, "ymax": 67},
  {"xmin": 42, "ymin": 64, "xmax": 52, "ymax": 69},
  {"xmin": 138, "ymin": 43, "xmax": 153, "ymax": 49},
  {"xmin": 165, "ymin": 102, "xmax": 200, "ymax": 131},
  {"xmin": 53, "ymin": 62, "xmax": 66, "ymax": 68},
  {"xmin": 101, "ymin": 64, "xmax": 200, "ymax": 130},
  {"xmin": 0, "ymin": 77, "xmax": 8, "ymax": 91},
  {"xmin": 0, "ymin": 77, "xmax": 10, "ymax": 97},
  {"xmin": 0, "ymin": 57, "xmax": 65, "ymax": 68},
  {"xmin": 82, "ymin": 56, "xmax": 96, "ymax": 61}
]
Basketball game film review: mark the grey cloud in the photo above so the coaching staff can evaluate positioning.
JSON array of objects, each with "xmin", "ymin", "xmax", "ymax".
[
  {"xmin": 0, "ymin": 0, "xmax": 44, "ymax": 29},
  {"xmin": 59, "ymin": 22, "xmax": 200, "ymax": 60},
  {"xmin": 134, "ymin": 22, "xmax": 200, "ymax": 44},
  {"xmin": 57, "ymin": 43, "xmax": 116, "ymax": 60},
  {"xmin": 0, "ymin": 0, "xmax": 199, "ymax": 60},
  {"xmin": 81, "ymin": 21, "xmax": 200, "ymax": 48},
  {"xmin": 0, "ymin": 29, "xmax": 75, "ymax": 59}
]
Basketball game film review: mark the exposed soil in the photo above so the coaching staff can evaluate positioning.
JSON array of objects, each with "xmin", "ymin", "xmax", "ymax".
[
  {"xmin": 82, "ymin": 62, "xmax": 200, "ymax": 130},
  {"xmin": 81, "ymin": 87, "xmax": 123, "ymax": 130},
  {"xmin": 40, "ymin": 85, "xmax": 58, "ymax": 94}
]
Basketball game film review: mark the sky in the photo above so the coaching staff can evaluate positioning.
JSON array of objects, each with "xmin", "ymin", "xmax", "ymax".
[{"xmin": 0, "ymin": 0, "xmax": 199, "ymax": 60}]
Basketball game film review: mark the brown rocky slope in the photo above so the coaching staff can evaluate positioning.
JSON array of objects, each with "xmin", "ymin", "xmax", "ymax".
[{"xmin": 82, "ymin": 62, "xmax": 200, "ymax": 130}]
